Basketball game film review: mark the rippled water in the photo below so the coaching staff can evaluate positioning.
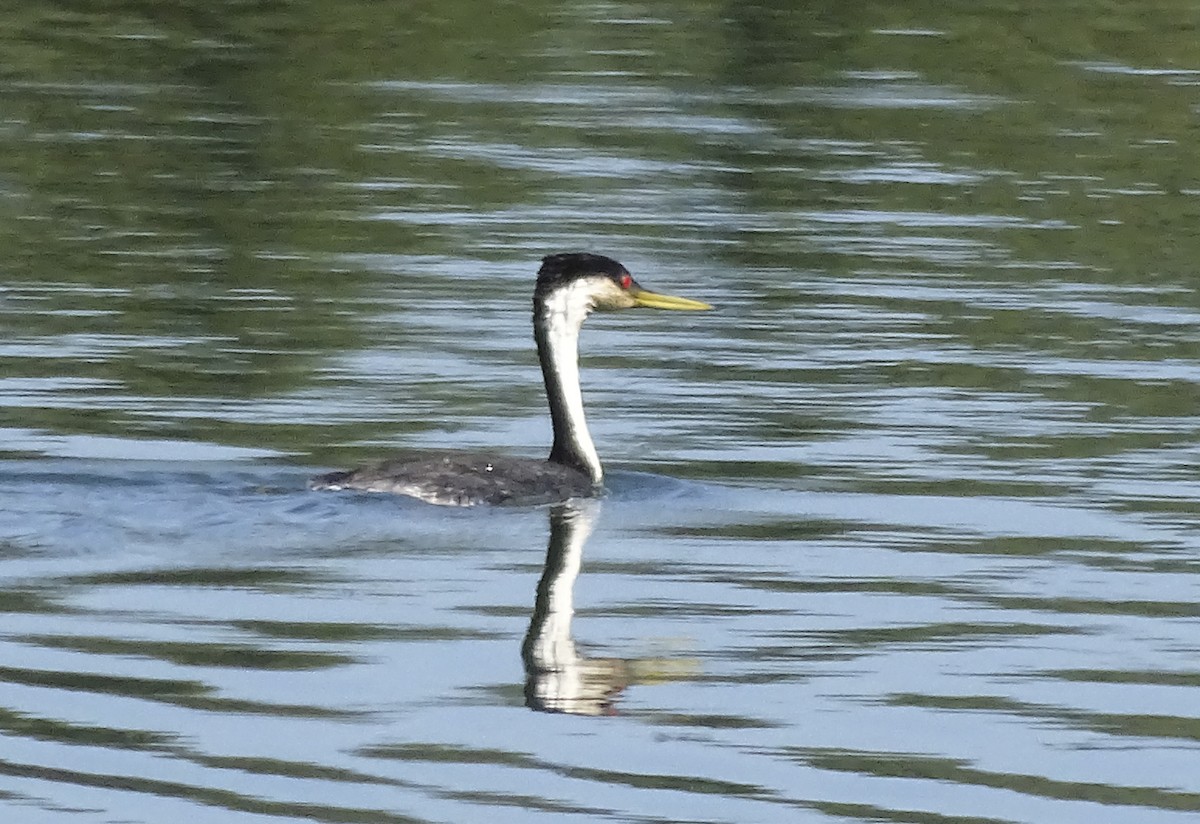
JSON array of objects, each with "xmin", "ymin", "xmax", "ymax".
[{"xmin": 2, "ymin": 2, "xmax": 1199, "ymax": 823}]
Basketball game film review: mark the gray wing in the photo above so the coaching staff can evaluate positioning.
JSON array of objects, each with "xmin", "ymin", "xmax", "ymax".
[{"xmin": 310, "ymin": 453, "xmax": 597, "ymax": 507}]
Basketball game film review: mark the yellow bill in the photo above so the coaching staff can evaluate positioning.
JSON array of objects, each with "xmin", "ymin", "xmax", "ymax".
[{"xmin": 630, "ymin": 287, "xmax": 713, "ymax": 311}]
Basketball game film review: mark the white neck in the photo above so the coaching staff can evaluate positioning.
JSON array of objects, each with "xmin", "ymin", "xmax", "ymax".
[{"xmin": 534, "ymin": 283, "xmax": 602, "ymax": 484}]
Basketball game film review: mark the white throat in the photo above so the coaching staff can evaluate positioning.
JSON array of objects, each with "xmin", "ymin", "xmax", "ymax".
[{"xmin": 535, "ymin": 282, "xmax": 603, "ymax": 484}]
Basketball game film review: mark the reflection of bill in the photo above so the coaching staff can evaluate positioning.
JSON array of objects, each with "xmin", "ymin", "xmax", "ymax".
[{"xmin": 521, "ymin": 500, "xmax": 697, "ymax": 716}]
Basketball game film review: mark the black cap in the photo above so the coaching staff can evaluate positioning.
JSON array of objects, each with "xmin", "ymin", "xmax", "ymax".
[{"xmin": 535, "ymin": 253, "xmax": 629, "ymax": 298}]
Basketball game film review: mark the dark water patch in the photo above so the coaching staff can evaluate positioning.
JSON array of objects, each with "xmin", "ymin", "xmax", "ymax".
[
  {"xmin": 189, "ymin": 754, "xmax": 407, "ymax": 787},
  {"xmin": 431, "ymin": 787, "xmax": 616, "ymax": 817},
  {"xmin": 0, "ymin": 589, "xmax": 65, "ymax": 614},
  {"xmin": 656, "ymin": 518, "xmax": 861, "ymax": 541},
  {"xmin": 358, "ymin": 742, "xmax": 543, "ymax": 769},
  {"xmin": 636, "ymin": 711, "xmax": 780, "ymax": 730},
  {"xmin": 878, "ymin": 692, "xmax": 1200, "ymax": 744},
  {"xmin": 811, "ymin": 800, "xmax": 1010, "ymax": 824},
  {"xmin": 230, "ymin": 619, "xmax": 502, "ymax": 643},
  {"xmin": 0, "ymin": 706, "xmax": 171, "ymax": 751},
  {"xmin": 1044, "ymin": 669, "xmax": 1200, "ymax": 688},
  {"xmin": 16, "ymin": 635, "xmax": 356, "ymax": 671},
  {"xmin": 589, "ymin": 601, "xmax": 777, "ymax": 619},
  {"xmin": 166, "ymin": 695, "xmax": 364, "ymax": 719},
  {"xmin": 970, "ymin": 595, "xmax": 1200, "ymax": 619},
  {"xmin": 787, "ymin": 621, "xmax": 1081, "ymax": 650},
  {"xmin": 0, "ymin": 758, "xmax": 427, "ymax": 824},
  {"xmin": 63, "ymin": 566, "xmax": 327, "ymax": 590},
  {"xmin": 0, "ymin": 664, "xmax": 208, "ymax": 701},
  {"xmin": 924, "ymin": 534, "xmax": 1147, "ymax": 558},
  {"xmin": 794, "ymin": 748, "xmax": 1200, "ymax": 812},
  {"xmin": 719, "ymin": 576, "xmax": 967, "ymax": 599},
  {"xmin": 887, "ymin": 693, "xmax": 1034, "ymax": 714},
  {"xmin": 1067, "ymin": 553, "xmax": 1200, "ymax": 574},
  {"xmin": 564, "ymin": 766, "xmax": 771, "ymax": 799},
  {"xmin": 362, "ymin": 741, "xmax": 771, "ymax": 798},
  {"xmin": 0, "ymin": 664, "xmax": 361, "ymax": 720},
  {"xmin": 1073, "ymin": 713, "xmax": 1200, "ymax": 743}
]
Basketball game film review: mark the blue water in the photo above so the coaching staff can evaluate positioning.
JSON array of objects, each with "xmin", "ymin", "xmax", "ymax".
[{"xmin": 3, "ymin": 2, "xmax": 1200, "ymax": 822}]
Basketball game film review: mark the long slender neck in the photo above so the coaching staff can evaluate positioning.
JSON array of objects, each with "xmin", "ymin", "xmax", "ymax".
[{"xmin": 534, "ymin": 288, "xmax": 602, "ymax": 485}]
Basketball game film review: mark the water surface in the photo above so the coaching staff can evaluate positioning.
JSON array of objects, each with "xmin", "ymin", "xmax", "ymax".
[{"xmin": 1, "ymin": 2, "xmax": 1198, "ymax": 823}]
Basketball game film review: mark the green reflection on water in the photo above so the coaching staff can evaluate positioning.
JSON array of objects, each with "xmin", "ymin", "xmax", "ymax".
[{"xmin": 1, "ymin": 1, "xmax": 1197, "ymax": 469}]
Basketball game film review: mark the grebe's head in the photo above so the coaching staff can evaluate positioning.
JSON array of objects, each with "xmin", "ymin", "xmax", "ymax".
[{"xmin": 535, "ymin": 252, "xmax": 712, "ymax": 313}]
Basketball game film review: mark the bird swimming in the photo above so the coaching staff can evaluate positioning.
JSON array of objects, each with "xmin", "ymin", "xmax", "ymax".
[{"xmin": 310, "ymin": 252, "xmax": 711, "ymax": 506}]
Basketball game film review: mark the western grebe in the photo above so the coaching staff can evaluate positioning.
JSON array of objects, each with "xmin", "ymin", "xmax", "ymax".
[{"xmin": 310, "ymin": 252, "xmax": 711, "ymax": 506}]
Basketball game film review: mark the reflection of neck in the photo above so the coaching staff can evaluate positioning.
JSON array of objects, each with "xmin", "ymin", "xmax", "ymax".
[
  {"xmin": 534, "ymin": 287, "xmax": 602, "ymax": 485},
  {"xmin": 522, "ymin": 500, "xmax": 603, "ymax": 713}
]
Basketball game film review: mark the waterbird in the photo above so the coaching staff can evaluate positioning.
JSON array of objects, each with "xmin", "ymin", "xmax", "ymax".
[{"xmin": 310, "ymin": 252, "xmax": 711, "ymax": 506}]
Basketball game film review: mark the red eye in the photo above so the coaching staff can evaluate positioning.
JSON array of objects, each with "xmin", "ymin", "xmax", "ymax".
[{"xmin": 619, "ymin": 273, "xmax": 632, "ymax": 289}]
